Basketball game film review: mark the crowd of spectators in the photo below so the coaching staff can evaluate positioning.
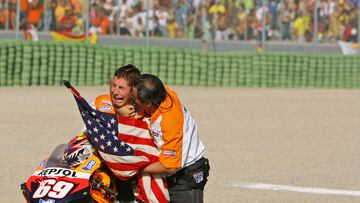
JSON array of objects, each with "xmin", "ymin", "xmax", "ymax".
[{"xmin": 0, "ymin": 0, "xmax": 359, "ymax": 43}]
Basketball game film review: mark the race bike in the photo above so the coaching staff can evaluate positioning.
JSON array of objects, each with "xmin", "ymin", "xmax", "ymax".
[{"xmin": 21, "ymin": 143, "xmax": 119, "ymax": 203}]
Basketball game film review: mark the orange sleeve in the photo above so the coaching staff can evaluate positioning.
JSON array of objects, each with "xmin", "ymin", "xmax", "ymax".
[
  {"xmin": 157, "ymin": 90, "xmax": 184, "ymax": 169},
  {"xmin": 94, "ymin": 94, "xmax": 115, "ymax": 114}
]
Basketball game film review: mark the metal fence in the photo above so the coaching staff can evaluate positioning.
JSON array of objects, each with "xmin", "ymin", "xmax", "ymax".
[{"xmin": 0, "ymin": 0, "xmax": 359, "ymax": 53}]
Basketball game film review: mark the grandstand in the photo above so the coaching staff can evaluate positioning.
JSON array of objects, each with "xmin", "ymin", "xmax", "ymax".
[{"xmin": 0, "ymin": 0, "xmax": 359, "ymax": 44}]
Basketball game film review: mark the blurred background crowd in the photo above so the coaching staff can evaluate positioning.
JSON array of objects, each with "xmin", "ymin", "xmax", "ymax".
[{"xmin": 0, "ymin": 0, "xmax": 359, "ymax": 43}]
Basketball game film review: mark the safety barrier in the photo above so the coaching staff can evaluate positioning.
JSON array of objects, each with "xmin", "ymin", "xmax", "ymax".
[{"xmin": 1, "ymin": 40, "xmax": 360, "ymax": 88}]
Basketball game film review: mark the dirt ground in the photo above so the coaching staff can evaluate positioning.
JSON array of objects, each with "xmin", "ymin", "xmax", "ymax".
[{"xmin": 2, "ymin": 86, "xmax": 360, "ymax": 202}]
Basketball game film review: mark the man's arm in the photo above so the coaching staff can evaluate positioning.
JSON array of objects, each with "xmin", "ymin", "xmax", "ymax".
[{"xmin": 142, "ymin": 161, "xmax": 177, "ymax": 175}]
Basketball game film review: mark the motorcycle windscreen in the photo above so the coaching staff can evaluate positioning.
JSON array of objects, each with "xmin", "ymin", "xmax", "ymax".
[{"xmin": 44, "ymin": 144, "xmax": 69, "ymax": 168}]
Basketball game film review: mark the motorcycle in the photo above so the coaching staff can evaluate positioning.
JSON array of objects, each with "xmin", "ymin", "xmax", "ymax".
[{"xmin": 21, "ymin": 143, "xmax": 119, "ymax": 203}]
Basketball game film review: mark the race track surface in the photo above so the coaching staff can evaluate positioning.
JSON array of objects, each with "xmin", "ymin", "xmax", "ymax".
[{"xmin": 2, "ymin": 86, "xmax": 360, "ymax": 202}]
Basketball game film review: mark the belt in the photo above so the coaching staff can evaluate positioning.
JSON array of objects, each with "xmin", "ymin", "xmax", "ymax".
[{"xmin": 173, "ymin": 157, "xmax": 206, "ymax": 178}]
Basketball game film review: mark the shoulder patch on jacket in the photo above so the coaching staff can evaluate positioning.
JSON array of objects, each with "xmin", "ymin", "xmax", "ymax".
[{"xmin": 162, "ymin": 149, "xmax": 176, "ymax": 157}]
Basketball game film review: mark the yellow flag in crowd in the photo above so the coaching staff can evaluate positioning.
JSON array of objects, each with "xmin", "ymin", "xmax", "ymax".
[{"xmin": 51, "ymin": 31, "xmax": 97, "ymax": 44}]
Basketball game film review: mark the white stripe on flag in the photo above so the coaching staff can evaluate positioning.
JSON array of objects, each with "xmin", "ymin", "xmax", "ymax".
[
  {"xmin": 142, "ymin": 174, "xmax": 159, "ymax": 203},
  {"xmin": 118, "ymin": 123, "xmax": 150, "ymax": 138},
  {"xmin": 127, "ymin": 143, "xmax": 160, "ymax": 156},
  {"xmin": 99, "ymin": 151, "xmax": 150, "ymax": 164},
  {"xmin": 153, "ymin": 174, "xmax": 170, "ymax": 201}
]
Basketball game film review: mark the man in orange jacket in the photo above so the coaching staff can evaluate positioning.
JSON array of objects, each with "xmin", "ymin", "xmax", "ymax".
[{"xmin": 131, "ymin": 74, "xmax": 210, "ymax": 203}]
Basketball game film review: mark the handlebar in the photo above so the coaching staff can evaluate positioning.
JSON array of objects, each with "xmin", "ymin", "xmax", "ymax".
[{"xmin": 90, "ymin": 178, "xmax": 119, "ymax": 197}]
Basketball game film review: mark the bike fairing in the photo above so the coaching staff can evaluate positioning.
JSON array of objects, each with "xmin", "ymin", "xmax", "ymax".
[{"xmin": 22, "ymin": 148, "xmax": 104, "ymax": 202}]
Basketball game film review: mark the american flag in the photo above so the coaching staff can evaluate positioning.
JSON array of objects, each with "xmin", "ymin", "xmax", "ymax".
[{"xmin": 64, "ymin": 80, "xmax": 169, "ymax": 203}]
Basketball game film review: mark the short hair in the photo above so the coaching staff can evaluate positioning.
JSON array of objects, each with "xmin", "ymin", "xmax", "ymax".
[
  {"xmin": 113, "ymin": 64, "xmax": 141, "ymax": 86},
  {"xmin": 133, "ymin": 74, "xmax": 167, "ymax": 107}
]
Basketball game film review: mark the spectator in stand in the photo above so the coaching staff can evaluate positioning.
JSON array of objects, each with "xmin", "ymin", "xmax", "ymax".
[
  {"xmin": 216, "ymin": 11, "xmax": 234, "ymax": 40},
  {"xmin": 55, "ymin": 0, "xmax": 66, "ymax": 30},
  {"xmin": 116, "ymin": 0, "xmax": 132, "ymax": 35},
  {"xmin": 118, "ymin": 10, "xmax": 132, "ymax": 35},
  {"xmin": 126, "ymin": 9, "xmax": 138, "ymax": 36},
  {"xmin": 20, "ymin": 0, "xmax": 29, "ymax": 23},
  {"xmin": 155, "ymin": 5, "xmax": 169, "ymax": 37},
  {"xmin": 48, "ymin": 0, "xmax": 58, "ymax": 31},
  {"xmin": 126, "ymin": 5, "xmax": 147, "ymax": 37},
  {"xmin": 72, "ymin": 13, "xmax": 84, "ymax": 34},
  {"xmin": 137, "ymin": 1, "xmax": 156, "ymax": 36},
  {"xmin": 337, "ymin": 4, "xmax": 350, "ymax": 41},
  {"xmin": 174, "ymin": 0, "xmax": 188, "ymax": 37},
  {"xmin": 208, "ymin": 0, "xmax": 226, "ymax": 39},
  {"xmin": 99, "ymin": 8, "xmax": 113, "ymax": 34},
  {"xmin": 0, "ymin": 6, "xmax": 5, "ymax": 29},
  {"xmin": 320, "ymin": 0, "xmax": 335, "ymax": 40},
  {"xmin": 27, "ymin": 0, "xmax": 44, "ymax": 29},
  {"xmin": 89, "ymin": 3, "xmax": 102, "ymax": 34},
  {"xmin": 133, "ymin": 15, "xmax": 146, "ymax": 36},
  {"xmin": 268, "ymin": 0, "xmax": 277, "ymax": 32},
  {"xmin": 59, "ymin": 7, "xmax": 75, "ymax": 32},
  {"xmin": 293, "ymin": 12, "xmax": 306, "ymax": 42},
  {"xmin": 234, "ymin": 3, "xmax": 247, "ymax": 40},
  {"xmin": 167, "ymin": 15, "xmax": 177, "ymax": 38},
  {"xmin": 7, "ymin": 0, "xmax": 17, "ymax": 29},
  {"xmin": 280, "ymin": 2, "xmax": 293, "ymax": 40},
  {"xmin": 348, "ymin": 7, "xmax": 358, "ymax": 42},
  {"xmin": 255, "ymin": 1, "xmax": 271, "ymax": 41},
  {"xmin": 327, "ymin": 1, "xmax": 339, "ymax": 41}
]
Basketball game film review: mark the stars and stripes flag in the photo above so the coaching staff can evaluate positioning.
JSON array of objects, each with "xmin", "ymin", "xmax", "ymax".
[{"xmin": 63, "ymin": 80, "xmax": 169, "ymax": 203}]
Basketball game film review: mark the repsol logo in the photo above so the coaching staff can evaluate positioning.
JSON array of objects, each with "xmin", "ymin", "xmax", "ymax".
[{"xmin": 38, "ymin": 168, "xmax": 77, "ymax": 177}]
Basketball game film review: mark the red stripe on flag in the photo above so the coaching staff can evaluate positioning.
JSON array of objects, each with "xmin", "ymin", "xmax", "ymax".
[
  {"xmin": 64, "ymin": 81, "xmax": 82, "ymax": 99},
  {"xmin": 54, "ymin": 31, "xmax": 87, "ymax": 39},
  {"xmin": 136, "ymin": 175, "xmax": 149, "ymax": 203},
  {"xmin": 118, "ymin": 116, "xmax": 149, "ymax": 129},
  {"xmin": 105, "ymin": 160, "xmax": 150, "ymax": 173},
  {"xmin": 120, "ymin": 133, "xmax": 157, "ymax": 147},
  {"xmin": 150, "ymin": 175, "xmax": 169, "ymax": 203},
  {"xmin": 70, "ymin": 87, "xmax": 82, "ymax": 99},
  {"xmin": 134, "ymin": 150, "xmax": 158, "ymax": 163}
]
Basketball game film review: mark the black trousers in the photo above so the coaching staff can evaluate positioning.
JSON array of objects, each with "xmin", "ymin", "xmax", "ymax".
[
  {"xmin": 166, "ymin": 158, "xmax": 210, "ymax": 203},
  {"xmin": 168, "ymin": 180, "xmax": 204, "ymax": 203}
]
